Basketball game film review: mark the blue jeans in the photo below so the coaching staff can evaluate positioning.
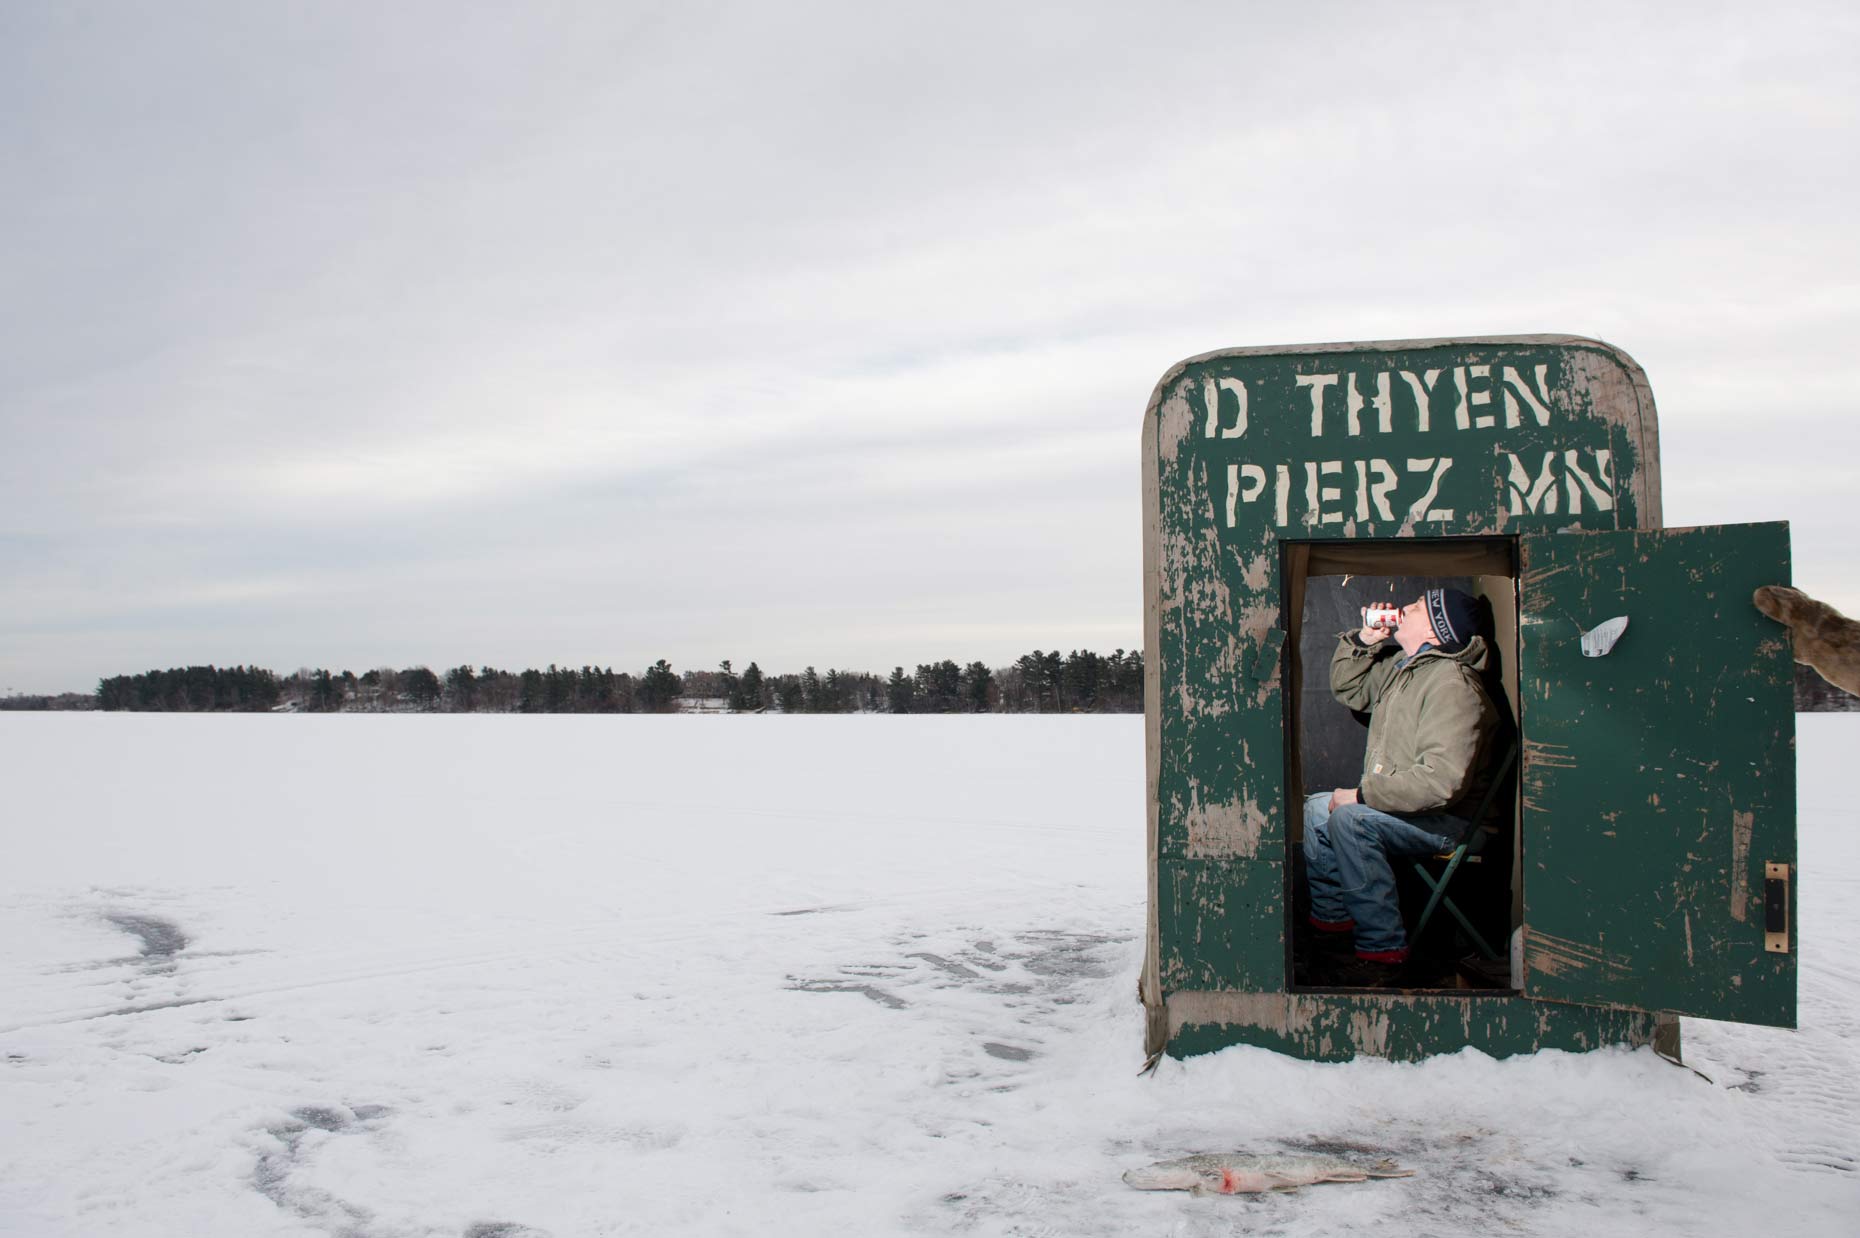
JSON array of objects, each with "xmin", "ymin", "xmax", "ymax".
[{"xmin": 1302, "ymin": 792, "xmax": 1466, "ymax": 956}]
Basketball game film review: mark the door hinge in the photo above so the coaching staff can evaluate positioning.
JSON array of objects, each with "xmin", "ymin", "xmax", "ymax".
[{"xmin": 1764, "ymin": 862, "xmax": 1791, "ymax": 955}]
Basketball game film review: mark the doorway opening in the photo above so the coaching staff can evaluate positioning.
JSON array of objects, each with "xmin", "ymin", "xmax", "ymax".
[{"xmin": 1282, "ymin": 537, "xmax": 1521, "ymax": 994}]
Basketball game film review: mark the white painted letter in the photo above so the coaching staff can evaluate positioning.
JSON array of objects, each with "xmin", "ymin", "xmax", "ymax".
[
  {"xmin": 1274, "ymin": 464, "xmax": 1291, "ymax": 528},
  {"xmin": 1297, "ymin": 373, "xmax": 1340, "ymax": 437},
  {"xmin": 1397, "ymin": 369, "xmax": 1444, "ymax": 433},
  {"xmin": 1367, "ymin": 458, "xmax": 1398, "ymax": 521},
  {"xmin": 1204, "ymin": 376, "xmax": 1249, "ymax": 439},
  {"xmin": 1466, "ymin": 364, "xmax": 1495, "ymax": 429},
  {"xmin": 1347, "ymin": 372, "xmax": 1393, "ymax": 436},
  {"xmin": 1502, "ymin": 364, "xmax": 1553, "ymax": 428},
  {"xmin": 1318, "ymin": 460, "xmax": 1345, "ymax": 524},
  {"xmin": 1505, "ymin": 452, "xmax": 1560, "ymax": 515},
  {"xmin": 1563, "ymin": 449, "xmax": 1615, "ymax": 512},
  {"xmin": 1226, "ymin": 463, "xmax": 1267, "ymax": 527},
  {"xmin": 1406, "ymin": 458, "xmax": 1455, "ymax": 521}
]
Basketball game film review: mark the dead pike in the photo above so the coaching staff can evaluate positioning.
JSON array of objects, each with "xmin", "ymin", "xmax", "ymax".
[{"xmin": 1123, "ymin": 1152, "xmax": 1416, "ymax": 1196}]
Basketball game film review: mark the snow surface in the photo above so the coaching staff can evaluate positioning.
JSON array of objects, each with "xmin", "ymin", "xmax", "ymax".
[{"xmin": 1, "ymin": 714, "xmax": 1856, "ymax": 1236}]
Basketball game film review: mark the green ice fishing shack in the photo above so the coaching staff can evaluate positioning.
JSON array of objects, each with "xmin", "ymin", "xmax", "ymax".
[{"xmin": 1138, "ymin": 335, "xmax": 1796, "ymax": 1063}]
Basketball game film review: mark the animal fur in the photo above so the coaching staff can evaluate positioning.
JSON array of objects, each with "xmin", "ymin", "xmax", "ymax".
[{"xmin": 1753, "ymin": 586, "xmax": 1860, "ymax": 698}]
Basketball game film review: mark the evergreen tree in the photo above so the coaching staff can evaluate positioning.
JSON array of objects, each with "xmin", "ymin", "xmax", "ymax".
[
  {"xmin": 1042, "ymin": 650, "xmax": 1066, "ymax": 711},
  {"xmin": 914, "ymin": 660, "xmax": 961, "ymax": 712},
  {"xmin": 1014, "ymin": 651, "xmax": 1046, "ymax": 711},
  {"xmin": 445, "ymin": 665, "xmax": 478, "ymax": 712},
  {"xmin": 640, "ymin": 659, "xmax": 680, "ymax": 712},
  {"xmin": 477, "ymin": 667, "xmax": 516, "ymax": 712},
  {"xmin": 739, "ymin": 661, "xmax": 765, "ymax": 711},
  {"xmin": 542, "ymin": 664, "xmax": 573, "ymax": 712},
  {"xmin": 1063, "ymin": 649, "xmax": 1102, "ymax": 711},
  {"xmin": 580, "ymin": 665, "xmax": 616, "ymax": 712},
  {"xmin": 402, "ymin": 666, "xmax": 441, "ymax": 710},
  {"xmin": 310, "ymin": 669, "xmax": 341, "ymax": 712},
  {"xmin": 961, "ymin": 661, "xmax": 994, "ymax": 712},
  {"xmin": 1118, "ymin": 649, "xmax": 1144, "ymax": 711},
  {"xmin": 518, "ymin": 669, "xmax": 546, "ymax": 713},
  {"xmin": 886, "ymin": 667, "xmax": 915, "ymax": 714}
]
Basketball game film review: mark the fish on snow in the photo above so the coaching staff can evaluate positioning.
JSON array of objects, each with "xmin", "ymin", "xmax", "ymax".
[{"xmin": 1122, "ymin": 1152, "xmax": 1416, "ymax": 1196}]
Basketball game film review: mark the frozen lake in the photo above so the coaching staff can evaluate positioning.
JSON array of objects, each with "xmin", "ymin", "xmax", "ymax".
[{"xmin": 2, "ymin": 714, "xmax": 1856, "ymax": 1235}]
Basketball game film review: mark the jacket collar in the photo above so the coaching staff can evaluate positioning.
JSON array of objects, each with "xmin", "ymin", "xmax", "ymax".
[{"xmin": 1394, "ymin": 634, "xmax": 1491, "ymax": 674}]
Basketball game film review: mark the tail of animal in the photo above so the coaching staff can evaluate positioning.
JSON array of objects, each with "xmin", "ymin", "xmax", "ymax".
[{"xmin": 1754, "ymin": 585, "xmax": 1860, "ymax": 698}]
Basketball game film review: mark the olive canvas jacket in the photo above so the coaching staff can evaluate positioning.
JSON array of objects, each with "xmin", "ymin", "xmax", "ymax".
[{"xmin": 1329, "ymin": 631, "xmax": 1500, "ymax": 824}]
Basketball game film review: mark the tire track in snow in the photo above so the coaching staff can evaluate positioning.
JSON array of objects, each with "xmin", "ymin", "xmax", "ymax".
[
  {"xmin": 1764, "ymin": 954, "xmax": 1860, "ymax": 1176},
  {"xmin": 0, "ymin": 877, "xmax": 1110, "ymax": 1033},
  {"xmin": 1687, "ymin": 949, "xmax": 1860, "ymax": 1180}
]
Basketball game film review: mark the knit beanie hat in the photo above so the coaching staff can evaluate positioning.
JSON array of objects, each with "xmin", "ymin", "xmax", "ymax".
[{"xmin": 1425, "ymin": 587, "xmax": 1480, "ymax": 650}]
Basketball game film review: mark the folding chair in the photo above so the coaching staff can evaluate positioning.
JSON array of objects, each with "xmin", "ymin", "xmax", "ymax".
[{"xmin": 1409, "ymin": 740, "xmax": 1518, "ymax": 962}]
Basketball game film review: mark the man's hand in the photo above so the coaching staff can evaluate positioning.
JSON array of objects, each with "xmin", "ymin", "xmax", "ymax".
[
  {"xmin": 1326, "ymin": 787, "xmax": 1360, "ymax": 812},
  {"xmin": 1357, "ymin": 624, "xmax": 1391, "ymax": 644}
]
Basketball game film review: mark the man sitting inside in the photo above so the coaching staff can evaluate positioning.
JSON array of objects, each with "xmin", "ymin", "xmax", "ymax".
[{"xmin": 1305, "ymin": 586, "xmax": 1499, "ymax": 987}]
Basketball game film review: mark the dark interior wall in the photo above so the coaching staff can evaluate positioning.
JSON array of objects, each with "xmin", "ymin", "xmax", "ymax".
[{"xmin": 1292, "ymin": 561, "xmax": 1523, "ymax": 938}]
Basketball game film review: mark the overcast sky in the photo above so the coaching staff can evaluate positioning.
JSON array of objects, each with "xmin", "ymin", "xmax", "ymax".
[{"xmin": 3, "ymin": 2, "xmax": 1856, "ymax": 694}]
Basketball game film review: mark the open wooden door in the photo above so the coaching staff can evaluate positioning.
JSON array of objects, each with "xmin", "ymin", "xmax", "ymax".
[{"xmin": 1517, "ymin": 523, "xmax": 1796, "ymax": 1027}]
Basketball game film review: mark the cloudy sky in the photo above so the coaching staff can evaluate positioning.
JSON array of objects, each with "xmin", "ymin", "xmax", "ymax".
[{"xmin": 3, "ymin": 2, "xmax": 1856, "ymax": 694}]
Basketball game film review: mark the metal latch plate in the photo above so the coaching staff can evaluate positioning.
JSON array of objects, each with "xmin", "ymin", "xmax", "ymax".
[{"xmin": 1764, "ymin": 862, "xmax": 1791, "ymax": 955}]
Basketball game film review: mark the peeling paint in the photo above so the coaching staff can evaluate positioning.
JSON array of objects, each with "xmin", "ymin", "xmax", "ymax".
[
  {"xmin": 1347, "ymin": 1009, "xmax": 1392, "ymax": 1057},
  {"xmin": 1729, "ymin": 810, "xmax": 1753, "ymax": 922},
  {"xmin": 1163, "ymin": 989, "xmax": 1660, "ymax": 1062},
  {"xmin": 1524, "ymin": 930, "xmax": 1635, "ymax": 982},
  {"xmin": 1157, "ymin": 389, "xmax": 1193, "ymax": 466},
  {"xmin": 1183, "ymin": 794, "xmax": 1268, "ymax": 859},
  {"xmin": 1523, "ymin": 739, "xmax": 1578, "ymax": 771}
]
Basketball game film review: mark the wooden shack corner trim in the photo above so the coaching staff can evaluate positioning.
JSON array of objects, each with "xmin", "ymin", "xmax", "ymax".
[{"xmin": 1140, "ymin": 362, "xmax": 1167, "ymax": 1058}]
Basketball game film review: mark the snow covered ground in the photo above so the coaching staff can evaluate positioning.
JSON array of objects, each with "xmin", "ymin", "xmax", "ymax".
[{"xmin": 1, "ymin": 714, "xmax": 1856, "ymax": 1236}]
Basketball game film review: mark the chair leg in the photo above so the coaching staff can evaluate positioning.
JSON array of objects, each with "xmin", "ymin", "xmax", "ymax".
[
  {"xmin": 1439, "ymin": 895, "xmax": 1502, "ymax": 961},
  {"xmin": 1411, "ymin": 849, "xmax": 1466, "ymax": 944},
  {"xmin": 1412, "ymin": 848, "xmax": 1503, "ymax": 962}
]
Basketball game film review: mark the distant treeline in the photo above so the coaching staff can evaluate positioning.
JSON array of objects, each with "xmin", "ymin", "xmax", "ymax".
[
  {"xmin": 0, "ymin": 692, "xmax": 98, "ymax": 711},
  {"xmin": 24, "ymin": 656, "xmax": 1853, "ymax": 714},
  {"xmin": 96, "ymin": 665, "xmax": 281, "ymax": 712},
  {"xmin": 84, "ymin": 649, "xmax": 1145, "ymax": 714}
]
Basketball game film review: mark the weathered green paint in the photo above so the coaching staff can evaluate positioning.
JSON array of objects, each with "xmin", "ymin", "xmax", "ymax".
[
  {"xmin": 1142, "ymin": 336, "xmax": 1677, "ymax": 1062},
  {"xmin": 1165, "ymin": 991, "xmax": 1666, "ymax": 1063},
  {"xmin": 1518, "ymin": 524, "xmax": 1797, "ymax": 1026},
  {"xmin": 1159, "ymin": 337, "xmax": 1655, "ymax": 547},
  {"xmin": 1159, "ymin": 858, "xmax": 1286, "ymax": 992}
]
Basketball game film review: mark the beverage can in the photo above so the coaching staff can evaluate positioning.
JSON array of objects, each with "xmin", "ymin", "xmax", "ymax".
[{"xmin": 1361, "ymin": 604, "xmax": 1401, "ymax": 631}]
